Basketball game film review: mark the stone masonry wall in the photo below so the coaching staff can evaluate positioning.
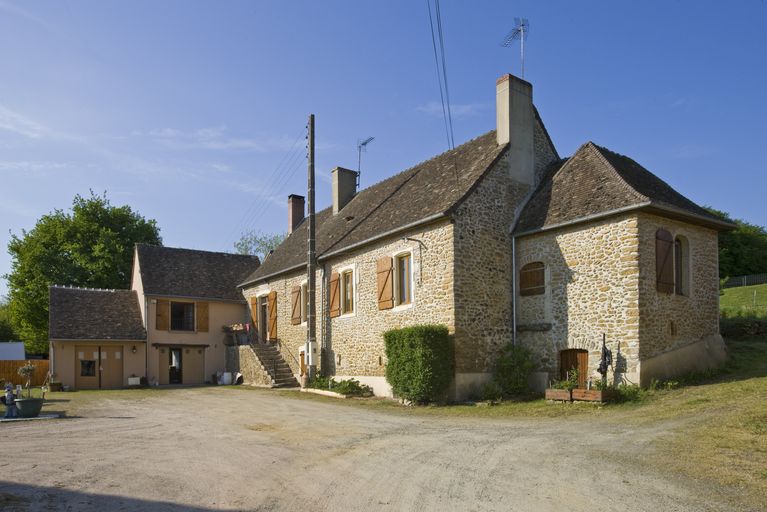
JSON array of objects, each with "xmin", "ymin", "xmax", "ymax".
[
  {"xmin": 516, "ymin": 214, "xmax": 641, "ymax": 382},
  {"xmin": 226, "ymin": 345, "xmax": 273, "ymax": 387},
  {"xmin": 636, "ymin": 213, "xmax": 720, "ymax": 361}
]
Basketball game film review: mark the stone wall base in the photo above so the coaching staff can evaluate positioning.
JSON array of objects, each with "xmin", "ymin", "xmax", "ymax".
[
  {"xmin": 638, "ymin": 334, "xmax": 727, "ymax": 386},
  {"xmin": 334, "ymin": 375, "xmax": 392, "ymax": 398},
  {"xmin": 226, "ymin": 346, "xmax": 274, "ymax": 387}
]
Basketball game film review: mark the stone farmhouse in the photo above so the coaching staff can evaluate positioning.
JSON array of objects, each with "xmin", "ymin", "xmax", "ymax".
[
  {"xmin": 49, "ymin": 245, "xmax": 259, "ymax": 389},
  {"xmin": 237, "ymin": 74, "xmax": 733, "ymax": 399},
  {"xmin": 49, "ymin": 73, "xmax": 732, "ymax": 398}
]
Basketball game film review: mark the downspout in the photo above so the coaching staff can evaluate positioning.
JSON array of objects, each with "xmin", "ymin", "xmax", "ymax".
[{"xmin": 144, "ymin": 296, "xmax": 149, "ymax": 383}]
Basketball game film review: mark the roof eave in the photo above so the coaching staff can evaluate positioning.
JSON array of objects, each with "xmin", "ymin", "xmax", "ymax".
[
  {"xmin": 239, "ymin": 211, "xmax": 451, "ymax": 287},
  {"xmin": 514, "ymin": 203, "xmax": 651, "ymax": 238},
  {"xmin": 50, "ymin": 337, "xmax": 147, "ymax": 342},
  {"xmin": 143, "ymin": 293, "xmax": 247, "ymax": 304}
]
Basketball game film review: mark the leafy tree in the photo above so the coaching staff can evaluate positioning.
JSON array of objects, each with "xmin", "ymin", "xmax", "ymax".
[
  {"xmin": 234, "ymin": 230, "xmax": 286, "ymax": 260},
  {"xmin": 5, "ymin": 192, "xmax": 161, "ymax": 355},
  {"xmin": 0, "ymin": 301, "xmax": 18, "ymax": 341},
  {"xmin": 705, "ymin": 208, "xmax": 767, "ymax": 279}
]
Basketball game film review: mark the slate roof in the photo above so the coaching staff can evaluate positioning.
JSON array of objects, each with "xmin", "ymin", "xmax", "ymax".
[
  {"xmin": 241, "ymin": 130, "xmax": 508, "ymax": 285},
  {"xmin": 49, "ymin": 287, "xmax": 146, "ymax": 341},
  {"xmin": 136, "ymin": 245, "xmax": 260, "ymax": 301},
  {"xmin": 514, "ymin": 142, "xmax": 734, "ymax": 234}
]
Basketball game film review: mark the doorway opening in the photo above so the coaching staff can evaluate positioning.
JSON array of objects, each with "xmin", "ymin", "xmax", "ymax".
[
  {"xmin": 169, "ymin": 348, "xmax": 183, "ymax": 384},
  {"xmin": 559, "ymin": 349, "xmax": 588, "ymax": 389}
]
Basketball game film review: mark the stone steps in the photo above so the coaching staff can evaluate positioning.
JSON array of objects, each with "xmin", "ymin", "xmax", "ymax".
[{"xmin": 249, "ymin": 343, "xmax": 299, "ymax": 388}]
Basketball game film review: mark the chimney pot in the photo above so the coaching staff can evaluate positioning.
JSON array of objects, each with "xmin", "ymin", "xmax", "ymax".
[
  {"xmin": 496, "ymin": 73, "xmax": 535, "ymax": 185},
  {"xmin": 332, "ymin": 167, "xmax": 357, "ymax": 214},
  {"xmin": 288, "ymin": 194, "xmax": 305, "ymax": 234}
]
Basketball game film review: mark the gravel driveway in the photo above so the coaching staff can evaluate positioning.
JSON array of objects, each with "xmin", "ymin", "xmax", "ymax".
[{"xmin": 0, "ymin": 387, "xmax": 750, "ymax": 512}]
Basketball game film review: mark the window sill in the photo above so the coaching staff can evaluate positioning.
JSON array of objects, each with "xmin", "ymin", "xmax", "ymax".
[
  {"xmin": 391, "ymin": 302, "xmax": 413, "ymax": 313},
  {"xmin": 337, "ymin": 311, "xmax": 356, "ymax": 319}
]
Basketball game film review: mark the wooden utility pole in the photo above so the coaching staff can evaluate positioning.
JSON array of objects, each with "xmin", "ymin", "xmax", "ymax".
[{"xmin": 306, "ymin": 114, "xmax": 317, "ymax": 380}]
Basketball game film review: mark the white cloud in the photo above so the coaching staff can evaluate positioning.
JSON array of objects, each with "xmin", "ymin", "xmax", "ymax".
[
  {"xmin": 0, "ymin": 1, "xmax": 57, "ymax": 33},
  {"xmin": 416, "ymin": 102, "xmax": 485, "ymax": 118},
  {"xmin": 144, "ymin": 125, "xmax": 305, "ymax": 152},
  {"xmin": 0, "ymin": 160, "xmax": 70, "ymax": 172},
  {"xmin": 0, "ymin": 104, "xmax": 47, "ymax": 138}
]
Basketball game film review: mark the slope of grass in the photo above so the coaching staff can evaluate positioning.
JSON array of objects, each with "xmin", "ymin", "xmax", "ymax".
[{"xmin": 721, "ymin": 283, "xmax": 767, "ymax": 318}]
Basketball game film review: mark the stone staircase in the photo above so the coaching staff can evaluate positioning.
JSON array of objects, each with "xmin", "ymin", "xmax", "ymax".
[{"xmin": 249, "ymin": 342, "xmax": 300, "ymax": 388}]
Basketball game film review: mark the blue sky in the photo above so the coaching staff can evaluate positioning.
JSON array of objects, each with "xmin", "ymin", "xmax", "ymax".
[{"xmin": 1, "ymin": 1, "xmax": 765, "ymax": 298}]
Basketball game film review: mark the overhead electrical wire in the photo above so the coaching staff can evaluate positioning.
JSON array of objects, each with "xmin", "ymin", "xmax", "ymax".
[{"xmin": 426, "ymin": 0, "xmax": 454, "ymax": 150}]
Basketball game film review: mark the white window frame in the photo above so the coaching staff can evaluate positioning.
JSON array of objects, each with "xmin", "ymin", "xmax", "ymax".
[
  {"xmin": 337, "ymin": 264, "xmax": 357, "ymax": 318},
  {"xmin": 392, "ymin": 250, "xmax": 414, "ymax": 311}
]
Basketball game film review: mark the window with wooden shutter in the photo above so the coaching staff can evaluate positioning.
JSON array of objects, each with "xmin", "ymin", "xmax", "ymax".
[
  {"xmin": 342, "ymin": 270, "xmax": 354, "ymax": 314},
  {"xmin": 377, "ymin": 257, "xmax": 394, "ymax": 310},
  {"xmin": 674, "ymin": 236, "xmax": 689, "ymax": 296},
  {"xmin": 519, "ymin": 262, "xmax": 545, "ymax": 296},
  {"xmin": 290, "ymin": 286, "xmax": 302, "ymax": 325},
  {"xmin": 156, "ymin": 299, "xmax": 170, "ymax": 330},
  {"xmin": 196, "ymin": 302, "xmax": 209, "ymax": 332},
  {"xmin": 395, "ymin": 253, "xmax": 412, "ymax": 305},
  {"xmin": 267, "ymin": 290, "xmax": 277, "ymax": 340},
  {"xmin": 656, "ymin": 229, "xmax": 674, "ymax": 294},
  {"xmin": 329, "ymin": 272, "xmax": 341, "ymax": 318},
  {"xmin": 250, "ymin": 297, "xmax": 258, "ymax": 331}
]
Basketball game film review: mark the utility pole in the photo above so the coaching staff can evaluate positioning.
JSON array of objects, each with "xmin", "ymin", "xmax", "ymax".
[{"xmin": 306, "ymin": 114, "xmax": 317, "ymax": 380}]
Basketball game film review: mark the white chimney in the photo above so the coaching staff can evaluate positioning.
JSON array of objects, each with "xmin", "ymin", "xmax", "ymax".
[
  {"xmin": 332, "ymin": 167, "xmax": 357, "ymax": 214},
  {"xmin": 496, "ymin": 74, "xmax": 535, "ymax": 185}
]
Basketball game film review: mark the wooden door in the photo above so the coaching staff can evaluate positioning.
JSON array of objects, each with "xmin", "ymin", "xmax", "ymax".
[
  {"xmin": 559, "ymin": 349, "xmax": 588, "ymax": 389},
  {"xmin": 299, "ymin": 350, "xmax": 306, "ymax": 377},
  {"xmin": 183, "ymin": 347, "xmax": 205, "ymax": 385},
  {"xmin": 75, "ymin": 346, "xmax": 100, "ymax": 390},
  {"xmin": 101, "ymin": 346, "xmax": 124, "ymax": 388}
]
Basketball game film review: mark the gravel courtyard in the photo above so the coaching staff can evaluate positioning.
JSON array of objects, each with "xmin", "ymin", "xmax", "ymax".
[{"xmin": 0, "ymin": 387, "xmax": 751, "ymax": 512}]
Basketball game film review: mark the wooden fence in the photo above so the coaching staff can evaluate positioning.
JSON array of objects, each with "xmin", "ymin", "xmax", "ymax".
[{"xmin": 0, "ymin": 360, "xmax": 50, "ymax": 386}]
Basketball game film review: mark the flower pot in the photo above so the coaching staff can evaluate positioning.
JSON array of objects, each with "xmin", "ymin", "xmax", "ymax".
[
  {"xmin": 545, "ymin": 388, "xmax": 572, "ymax": 401},
  {"xmin": 49, "ymin": 382, "xmax": 62, "ymax": 392},
  {"xmin": 14, "ymin": 398, "xmax": 44, "ymax": 418},
  {"xmin": 572, "ymin": 389, "xmax": 615, "ymax": 403}
]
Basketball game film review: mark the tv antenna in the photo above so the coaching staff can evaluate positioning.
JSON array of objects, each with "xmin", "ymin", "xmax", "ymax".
[
  {"xmin": 356, "ymin": 136, "xmax": 374, "ymax": 189},
  {"xmin": 501, "ymin": 17, "xmax": 529, "ymax": 78}
]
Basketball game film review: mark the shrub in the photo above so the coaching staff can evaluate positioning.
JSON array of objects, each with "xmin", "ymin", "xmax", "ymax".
[
  {"xmin": 552, "ymin": 369, "xmax": 579, "ymax": 391},
  {"xmin": 493, "ymin": 343, "xmax": 534, "ymax": 396},
  {"xmin": 720, "ymin": 314, "xmax": 767, "ymax": 339},
  {"xmin": 384, "ymin": 324, "xmax": 453, "ymax": 403},
  {"xmin": 331, "ymin": 378, "xmax": 373, "ymax": 397}
]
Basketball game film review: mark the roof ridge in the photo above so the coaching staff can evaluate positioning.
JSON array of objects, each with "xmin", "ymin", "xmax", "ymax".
[
  {"xmin": 136, "ymin": 243, "xmax": 260, "ymax": 259},
  {"xmin": 50, "ymin": 285, "xmax": 132, "ymax": 293},
  {"xmin": 585, "ymin": 142, "xmax": 649, "ymax": 204}
]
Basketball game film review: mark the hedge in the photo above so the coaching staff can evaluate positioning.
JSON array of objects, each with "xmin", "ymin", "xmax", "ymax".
[
  {"xmin": 384, "ymin": 324, "xmax": 453, "ymax": 403},
  {"xmin": 720, "ymin": 317, "xmax": 767, "ymax": 339}
]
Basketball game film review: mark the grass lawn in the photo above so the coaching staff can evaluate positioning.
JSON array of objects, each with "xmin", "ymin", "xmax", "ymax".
[{"xmin": 720, "ymin": 283, "xmax": 767, "ymax": 318}]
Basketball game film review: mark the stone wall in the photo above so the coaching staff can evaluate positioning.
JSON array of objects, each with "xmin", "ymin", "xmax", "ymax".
[
  {"xmin": 226, "ymin": 345, "xmax": 273, "ymax": 387},
  {"xmin": 515, "ymin": 214, "xmax": 641, "ymax": 383},
  {"xmin": 636, "ymin": 213, "xmax": 722, "ymax": 382}
]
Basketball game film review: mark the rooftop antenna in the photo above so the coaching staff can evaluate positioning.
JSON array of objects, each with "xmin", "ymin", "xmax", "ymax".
[
  {"xmin": 356, "ymin": 136, "xmax": 375, "ymax": 189},
  {"xmin": 500, "ymin": 17, "xmax": 529, "ymax": 78}
]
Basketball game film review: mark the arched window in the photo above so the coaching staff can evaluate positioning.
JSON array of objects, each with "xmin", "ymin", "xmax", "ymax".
[
  {"xmin": 520, "ymin": 262, "xmax": 545, "ymax": 296},
  {"xmin": 674, "ymin": 236, "xmax": 689, "ymax": 296},
  {"xmin": 655, "ymin": 229, "xmax": 674, "ymax": 294}
]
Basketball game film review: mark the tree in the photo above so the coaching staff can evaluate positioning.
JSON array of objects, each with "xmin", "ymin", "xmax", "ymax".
[
  {"xmin": 234, "ymin": 230, "xmax": 286, "ymax": 260},
  {"xmin": 0, "ymin": 301, "xmax": 18, "ymax": 341},
  {"xmin": 705, "ymin": 207, "xmax": 767, "ymax": 278},
  {"xmin": 5, "ymin": 192, "xmax": 162, "ymax": 355}
]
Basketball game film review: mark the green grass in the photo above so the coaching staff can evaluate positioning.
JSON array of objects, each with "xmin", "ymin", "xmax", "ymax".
[{"xmin": 720, "ymin": 283, "xmax": 767, "ymax": 318}]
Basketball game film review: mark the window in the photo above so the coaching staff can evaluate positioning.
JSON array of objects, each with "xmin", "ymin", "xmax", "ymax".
[
  {"xmin": 655, "ymin": 229, "xmax": 675, "ymax": 294},
  {"xmin": 80, "ymin": 360, "xmax": 96, "ymax": 377},
  {"xmin": 170, "ymin": 302, "xmax": 195, "ymax": 331},
  {"xmin": 519, "ymin": 262, "xmax": 545, "ymax": 296},
  {"xmin": 342, "ymin": 270, "xmax": 354, "ymax": 314},
  {"xmin": 395, "ymin": 253, "xmax": 412, "ymax": 305}
]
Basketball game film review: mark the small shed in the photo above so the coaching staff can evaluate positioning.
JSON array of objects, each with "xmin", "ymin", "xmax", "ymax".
[{"xmin": 0, "ymin": 342, "xmax": 25, "ymax": 361}]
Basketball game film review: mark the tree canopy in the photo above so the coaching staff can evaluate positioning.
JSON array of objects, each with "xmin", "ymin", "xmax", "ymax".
[
  {"xmin": 705, "ymin": 207, "xmax": 767, "ymax": 279},
  {"xmin": 5, "ymin": 192, "xmax": 162, "ymax": 354},
  {"xmin": 234, "ymin": 230, "xmax": 286, "ymax": 261},
  {"xmin": 0, "ymin": 301, "xmax": 18, "ymax": 342}
]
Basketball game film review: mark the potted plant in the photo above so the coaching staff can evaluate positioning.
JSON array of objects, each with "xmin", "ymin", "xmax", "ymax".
[
  {"xmin": 14, "ymin": 362, "xmax": 44, "ymax": 418},
  {"xmin": 47, "ymin": 371, "xmax": 62, "ymax": 392}
]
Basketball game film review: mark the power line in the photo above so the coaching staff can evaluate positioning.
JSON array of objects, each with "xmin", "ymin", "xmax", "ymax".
[
  {"xmin": 426, "ymin": 0, "xmax": 453, "ymax": 150},
  {"xmin": 434, "ymin": 0, "xmax": 454, "ymax": 149}
]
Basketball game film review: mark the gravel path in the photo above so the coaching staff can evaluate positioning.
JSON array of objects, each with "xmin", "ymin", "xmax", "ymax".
[{"xmin": 0, "ymin": 388, "xmax": 749, "ymax": 511}]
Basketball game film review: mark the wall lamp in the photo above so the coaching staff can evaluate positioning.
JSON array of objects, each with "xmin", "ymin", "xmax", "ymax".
[{"xmin": 131, "ymin": 346, "xmax": 137, "ymax": 354}]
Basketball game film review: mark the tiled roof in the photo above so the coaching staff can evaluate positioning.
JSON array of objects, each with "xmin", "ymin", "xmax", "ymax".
[
  {"xmin": 137, "ymin": 245, "xmax": 259, "ymax": 301},
  {"xmin": 242, "ymin": 130, "xmax": 508, "ymax": 285},
  {"xmin": 49, "ymin": 287, "xmax": 146, "ymax": 341},
  {"xmin": 514, "ymin": 142, "xmax": 733, "ymax": 234}
]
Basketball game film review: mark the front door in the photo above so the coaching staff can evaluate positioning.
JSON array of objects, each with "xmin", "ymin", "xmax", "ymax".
[
  {"xmin": 169, "ymin": 348, "xmax": 183, "ymax": 384},
  {"xmin": 75, "ymin": 346, "xmax": 100, "ymax": 390},
  {"xmin": 259, "ymin": 297, "xmax": 268, "ymax": 342},
  {"xmin": 101, "ymin": 346, "xmax": 124, "ymax": 388}
]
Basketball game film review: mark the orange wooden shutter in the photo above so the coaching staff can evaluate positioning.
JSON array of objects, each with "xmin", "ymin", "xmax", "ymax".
[
  {"xmin": 156, "ymin": 299, "xmax": 169, "ymax": 330},
  {"xmin": 290, "ymin": 286, "xmax": 302, "ymax": 325},
  {"xmin": 329, "ymin": 272, "xmax": 341, "ymax": 318},
  {"xmin": 520, "ymin": 262, "xmax": 545, "ymax": 296},
  {"xmin": 656, "ymin": 229, "xmax": 674, "ymax": 294},
  {"xmin": 250, "ymin": 296, "xmax": 258, "ymax": 331},
  {"xmin": 196, "ymin": 302, "xmax": 209, "ymax": 332},
  {"xmin": 377, "ymin": 257, "xmax": 394, "ymax": 310},
  {"xmin": 267, "ymin": 290, "xmax": 277, "ymax": 340}
]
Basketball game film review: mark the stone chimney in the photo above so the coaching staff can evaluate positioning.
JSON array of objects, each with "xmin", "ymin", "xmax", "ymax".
[
  {"xmin": 288, "ymin": 194, "xmax": 305, "ymax": 234},
  {"xmin": 332, "ymin": 167, "xmax": 357, "ymax": 214},
  {"xmin": 496, "ymin": 74, "xmax": 535, "ymax": 185}
]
